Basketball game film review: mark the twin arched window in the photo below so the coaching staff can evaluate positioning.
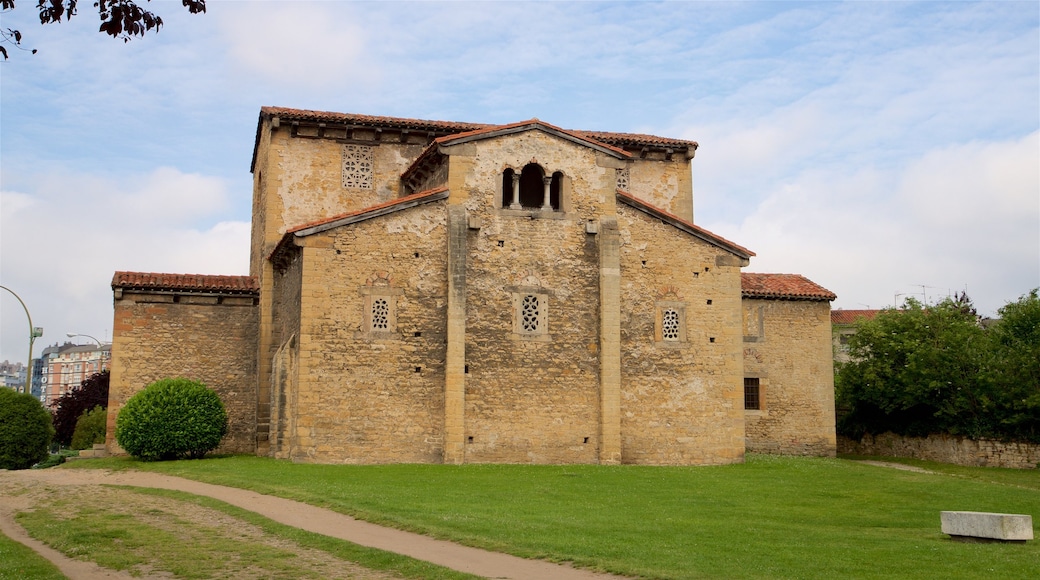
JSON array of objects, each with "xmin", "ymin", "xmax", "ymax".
[{"xmin": 502, "ymin": 163, "xmax": 562, "ymax": 210}]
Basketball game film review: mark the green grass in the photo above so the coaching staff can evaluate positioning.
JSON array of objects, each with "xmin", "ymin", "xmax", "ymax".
[
  {"xmin": 14, "ymin": 485, "xmax": 477, "ymax": 580},
  {"xmin": 0, "ymin": 531, "xmax": 64, "ymax": 580},
  {"xmin": 66, "ymin": 454, "xmax": 1040, "ymax": 579}
]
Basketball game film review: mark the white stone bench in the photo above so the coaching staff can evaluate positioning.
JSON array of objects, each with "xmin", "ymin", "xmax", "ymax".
[{"xmin": 941, "ymin": 511, "xmax": 1033, "ymax": 543}]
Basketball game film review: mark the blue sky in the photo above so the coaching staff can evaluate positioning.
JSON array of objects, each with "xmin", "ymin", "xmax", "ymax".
[{"xmin": 2, "ymin": 1, "xmax": 1038, "ymax": 363}]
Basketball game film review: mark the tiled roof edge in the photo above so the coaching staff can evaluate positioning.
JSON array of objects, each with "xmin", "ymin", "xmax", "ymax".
[
  {"xmin": 112, "ymin": 272, "xmax": 258, "ymax": 294},
  {"xmin": 617, "ymin": 191, "xmax": 755, "ymax": 259},
  {"xmin": 741, "ymin": 273, "xmax": 836, "ymax": 302}
]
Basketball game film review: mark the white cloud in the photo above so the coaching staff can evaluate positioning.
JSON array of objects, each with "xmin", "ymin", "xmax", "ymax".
[
  {"xmin": 718, "ymin": 132, "xmax": 1039, "ymax": 318},
  {"xmin": 0, "ymin": 168, "xmax": 249, "ymax": 362}
]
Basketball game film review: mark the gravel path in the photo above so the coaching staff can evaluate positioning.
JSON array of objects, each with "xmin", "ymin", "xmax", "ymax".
[{"xmin": 0, "ymin": 468, "xmax": 629, "ymax": 580}]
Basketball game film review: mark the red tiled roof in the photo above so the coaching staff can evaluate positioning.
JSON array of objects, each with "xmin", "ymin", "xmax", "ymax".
[
  {"xmin": 617, "ymin": 191, "xmax": 754, "ymax": 259},
  {"xmin": 434, "ymin": 119, "xmax": 631, "ymax": 158},
  {"xmin": 741, "ymin": 273, "xmax": 836, "ymax": 301},
  {"xmin": 269, "ymin": 187, "xmax": 450, "ymax": 264},
  {"xmin": 112, "ymin": 272, "xmax": 258, "ymax": 293},
  {"xmin": 254, "ymin": 107, "xmax": 699, "ymax": 173},
  {"xmin": 831, "ymin": 309, "xmax": 882, "ymax": 325},
  {"xmin": 286, "ymin": 187, "xmax": 449, "ymax": 235},
  {"xmin": 260, "ymin": 106, "xmax": 487, "ymax": 133}
]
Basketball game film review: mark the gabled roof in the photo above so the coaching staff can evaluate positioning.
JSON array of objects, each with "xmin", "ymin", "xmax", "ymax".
[
  {"xmin": 254, "ymin": 107, "xmax": 699, "ymax": 172},
  {"xmin": 269, "ymin": 187, "xmax": 450, "ymax": 265},
  {"xmin": 112, "ymin": 272, "xmax": 258, "ymax": 294},
  {"xmin": 831, "ymin": 309, "xmax": 881, "ymax": 325},
  {"xmin": 741, "ymin": 273, "xmax": 836, "ymax": 301},
  {"xmin": 434, "ymin": 119, "xmax": 630, "ymax": 159},
  {"xmin": 616, "ymin": 191, "xmax": 754, "ymax": 260}
]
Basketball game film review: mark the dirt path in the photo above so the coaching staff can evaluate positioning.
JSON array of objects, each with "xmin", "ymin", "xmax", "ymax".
[{"xmin": 0, "ymin": 468, "xmax": 628, "ymax": 580}]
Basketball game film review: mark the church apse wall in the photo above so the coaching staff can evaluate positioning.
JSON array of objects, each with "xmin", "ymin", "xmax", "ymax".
[{"xmin": 616, "ymin": 205, "xmax": 746, "ymax": 465}]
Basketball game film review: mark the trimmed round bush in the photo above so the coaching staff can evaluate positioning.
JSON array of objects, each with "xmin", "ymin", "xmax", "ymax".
[
  {"xmin": 0, "ymin": 388, "xmax": 54, "ymax": 470},
  {"xmin": 70, "ymin": 406, "xmax": 108, "ymax": 450},
  {"xmin": 116, "ymin": 378, "xmax": 228, "ymax": 461}
]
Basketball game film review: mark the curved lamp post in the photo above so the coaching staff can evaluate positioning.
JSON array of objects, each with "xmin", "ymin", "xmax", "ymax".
[{"xmin": 0, "ymin": 285, "xmax": 43, "ymax": 394}]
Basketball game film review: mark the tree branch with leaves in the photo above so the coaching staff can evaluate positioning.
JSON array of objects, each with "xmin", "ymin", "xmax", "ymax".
[{"xmin": 1, "ymin": 0, "xmax": 205, "ymax": 59}]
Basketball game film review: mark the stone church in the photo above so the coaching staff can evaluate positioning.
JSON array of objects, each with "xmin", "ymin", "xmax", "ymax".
[{"xmin": 106, "ymin": 107, "xmax": 837, "ymax": 465}]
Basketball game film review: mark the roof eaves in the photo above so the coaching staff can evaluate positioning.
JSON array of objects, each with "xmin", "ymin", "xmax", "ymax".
[
  {"xmin": 270, "ymin": 187, "xmax": 450, "ymax": 263},
  {"xmin": 436, "ymin": 120, "xmax": 631, "ymax": 159},
  {"xmin": 617, "ymin": 191, "xmax": 754, "ymax": 260}
]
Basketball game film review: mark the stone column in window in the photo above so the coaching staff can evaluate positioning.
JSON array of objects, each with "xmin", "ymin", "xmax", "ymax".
[
  {"xmin": 541, "ymin": 176, "xmax": 553, "ymax": 210},
  {"xmin": 509, "ymin": 173, "xmax": 522, "ymax": 210}
]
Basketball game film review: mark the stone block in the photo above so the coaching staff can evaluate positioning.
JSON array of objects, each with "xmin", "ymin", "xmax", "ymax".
[{"xmin": 941, "ymin": 511, "xmax": 1033, "ymax": 542}]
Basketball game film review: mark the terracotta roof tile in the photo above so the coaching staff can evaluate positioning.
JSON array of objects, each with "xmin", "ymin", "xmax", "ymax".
[
  {"xmin": 741, "ymin": 273, "xmax": 836, "ymax": 301},
  {"xmin": 434, "ymin": 119, "xmax": 631, "ymax": 158},
  {"xmin": 286, "ymin": 187, "xmax": 449, "ymax": 235},
  {"xmin": 831, "ymin": 309, "xmax": 882, "ymax": 325},
  {"xmin": 256, "ymin": 107, "xmax": 697, "ymax": 156},
  {"xmin": 617, "ymin": 191, "xmax": 754, "ymax": 259},
  {"xmin": 260, "ymin": 106, "xmax": 487, "ymax": 133},
  {"xmin": 112, "ymin": 272, "xmax": 258, "ymax": 293}
]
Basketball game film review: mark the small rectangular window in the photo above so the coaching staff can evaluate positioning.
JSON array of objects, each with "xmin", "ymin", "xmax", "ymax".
[{"xmin": 744, "ymin": 378, "xmax": 761, "ymax": 411}]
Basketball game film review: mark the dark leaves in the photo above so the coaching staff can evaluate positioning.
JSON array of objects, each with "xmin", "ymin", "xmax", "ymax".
[{"xmin": 2, "ymin": 0, "xmax": 205, "ymax": 58}]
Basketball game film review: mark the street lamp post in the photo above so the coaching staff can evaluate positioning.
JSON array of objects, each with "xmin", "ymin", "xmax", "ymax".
[{"xmin": 0, "ymin": 285, "xmax": 43, "ymax": 394}]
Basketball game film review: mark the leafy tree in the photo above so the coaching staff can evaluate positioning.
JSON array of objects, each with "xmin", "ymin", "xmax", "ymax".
[
  {"xmin": 70, "ymin": 405, "xmax": 107, "ymax": 450},
  {"xmin": 0, "ymin": 387, "xmax": 53, "ymax": 469},
  {"xmin": 836, "ymin": 296, "xmax": 990, "ymax": 439},
  {"xmin": 1, "ymin": 0, "xmax": 206, "ymax": 59},
  {"xmin": 987, "ymin": 289, "xmax": 1040, "ymax": 442},
  {"xmin": 51, "ymin": 370, "xmax": 109, "ymax": 447},
  {"xmin": 116, "ymin": 377, "xmax": 227, "ymax": 461}
]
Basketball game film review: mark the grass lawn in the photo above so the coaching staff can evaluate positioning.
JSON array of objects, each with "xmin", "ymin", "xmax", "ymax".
[
  {"xmin": 0, "ymin": 531, "xmax": 64, "ymax": 580},
  {"xmin": 66, "ymin": 454, "xmax": 1039, "ymax": 579}
]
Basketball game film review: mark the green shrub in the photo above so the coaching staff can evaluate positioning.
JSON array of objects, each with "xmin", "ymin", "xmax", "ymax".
[
  {"xmin": 70, "ymin": 406, "xmax": 108, "ymax": 450},
  {"xmin": 115, "ymin": 378, "xmax": 228, "ymax": 461},
  {"xmin": 0, "ymin": 388, "xmax": 54, "ymax": 470}
]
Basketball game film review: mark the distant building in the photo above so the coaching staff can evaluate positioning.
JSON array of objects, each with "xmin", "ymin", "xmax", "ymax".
[
  {"xmin": 36, "ymin": 342, "xmax": 111, "ymax": 406},
  {"xmin": 0, "ymin": 361, "xmax": 27, "ymax": 392},
  {"xmin": 831, "ymin": 309, "xmax": 882, "ymax": 364}
]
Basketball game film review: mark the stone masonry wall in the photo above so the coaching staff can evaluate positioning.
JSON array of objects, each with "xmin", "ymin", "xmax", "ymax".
[
  {"xmin": 839, "ymin": 433, "xmax": 1040, "ymax": 469},
  {"xmin": 455, "ymin": 132, "xmax": 611, "ymax": 463},
  {"xmin": 743, "ymin": 298, "xmax": 836, "ymax": 456},
  {"xmin": 617, "ymin": 204, "xmax": 746, "ymax": 465},
  {"xmin": 107, "ymin": 292, "xmax": 258, "ymax": 455},
  {"xmin": 269, "ymin": 248, "xmax": 303, "ymax": 458},
  {"xmin": 279, "ymin": 203, "xmax": 449, "ymax": 463},
  {"xmin": 628, "ymin": 156, "xmax": 694, "ymax": 222}
]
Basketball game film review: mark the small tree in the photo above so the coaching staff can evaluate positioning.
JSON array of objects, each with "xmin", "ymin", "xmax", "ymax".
[
  {"xmin": 0, "ymin": 388, "xmax": 54, "ymax": 469},
  {"xmin": 51, "ymin": 370, "xmax": 109, "ymax": 447},
  {"xmin": 987, "ymin": 289, "xmax": 1040, "ymax": 442},
  {"xmin": 116, "ymin": 378, "xmax": 227, "ymax": 461},
  {"xmin": 70, "ymin": 406, "xmax": 108, "ymax": 450},
  {"xmin": 836, "ymin": 296, "xmax": 990, "ymax": 439}
]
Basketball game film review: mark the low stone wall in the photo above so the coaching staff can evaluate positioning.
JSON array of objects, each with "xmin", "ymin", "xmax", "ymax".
[{"xmin": 838, "ymin": 432, "xmax": 1040, "ymax": 469}]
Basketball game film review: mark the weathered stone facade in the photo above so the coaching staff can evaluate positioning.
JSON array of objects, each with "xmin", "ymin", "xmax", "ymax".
[
  {"xmin": 108, "ymin": 108, "xmax": 838, "ymax": 464},
  {"xmin": 741, "ymin": 275, "xmax": 837, "ymax": 456},
  {"xmin": 107, "ymin": 274, "xmax": 259, "ymax": 455}
]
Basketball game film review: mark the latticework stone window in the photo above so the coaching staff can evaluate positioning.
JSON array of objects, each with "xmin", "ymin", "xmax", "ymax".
[
  {"xmin": 521, "ymin": 295, "xmax": 542, "ymax": 332},
  {"xmin": 509, "ymin": 274, "xmax": 551, "ymax": 341},
  {"xmin": 371, "ymin": 298, "xmax": 389, "ymax": 330},
  {"xmin": 342, "ymin": 145, "xmax": 374, "ymax": 189},
  {"xmin": 655, "ymin": 293, "xmax": 687, "ymax": 347},
  {"xmin": 615, "ymin": 167, "xmax": 630, "ymax": 192},
  {"xmin": 662, "ymin": 308, "xmax": 680, "ymax": 341}
]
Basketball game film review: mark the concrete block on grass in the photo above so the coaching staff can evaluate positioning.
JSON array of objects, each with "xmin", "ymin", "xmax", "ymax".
[{"xmin": 941, "ymin": 511, "xmax": 1033, "ymax": 543}]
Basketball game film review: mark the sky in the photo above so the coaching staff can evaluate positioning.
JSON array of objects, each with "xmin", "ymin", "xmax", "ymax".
[{"xmin": 1, "ymin": 1, "xmax": 1038, "ymax": 364}]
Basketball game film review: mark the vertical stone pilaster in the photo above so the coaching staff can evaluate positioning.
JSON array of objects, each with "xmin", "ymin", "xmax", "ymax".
[
  {"xmin": 598, "ymin": 216, "xmax": 622, "ymax": 464},
  {"xmin": 255, "ymin": 261, "xmax": 275, "ymax": 456},
  {"xmin": 444, "ymin": 204, "xmax": 468, "ymax": 464}
]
